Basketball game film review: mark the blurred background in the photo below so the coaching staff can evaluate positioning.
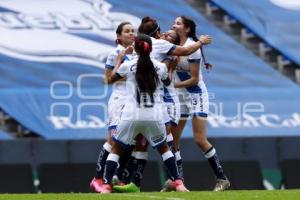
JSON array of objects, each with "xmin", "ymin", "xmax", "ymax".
[{"xmin": 0, "ymin": 0, "xmax": 299, "ymax": 193}]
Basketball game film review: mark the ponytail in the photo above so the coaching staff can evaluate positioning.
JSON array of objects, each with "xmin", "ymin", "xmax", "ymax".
[{"xmin": 134, "ymin": 34, "xmax": 159, "ymax": 96}]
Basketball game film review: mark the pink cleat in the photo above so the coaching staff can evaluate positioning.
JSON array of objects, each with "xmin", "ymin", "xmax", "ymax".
[
  {"xmin": 97, "ymin": 183, "xmax": 112, "ymax": 194},
  {"xmin": 90, "ymin": 177, "xmax": 104, "ymax": 193},
  {"xmin": 169, "ymin": 179, "xmax": 189, "ymax": 192}
]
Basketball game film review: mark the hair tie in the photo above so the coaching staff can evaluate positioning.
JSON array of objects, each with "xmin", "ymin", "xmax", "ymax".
[{"xmin": 143, "ymin": 42, "xmax": 150, "ymax": 52}]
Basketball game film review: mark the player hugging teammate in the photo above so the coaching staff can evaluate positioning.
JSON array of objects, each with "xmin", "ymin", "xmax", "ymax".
[{"xmin": 90, "ymin": 16, "xmax": 230, "ymax": 194}]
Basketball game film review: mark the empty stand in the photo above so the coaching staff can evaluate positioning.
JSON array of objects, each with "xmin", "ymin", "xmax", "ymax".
[
  {"xmin": 281, "ymin": 159, "xmax": 300, "ymax": 189},
  {"xmin": 211, "ymin": 0, "xmax": 300, "ymax": 67},
  {"xmin": 0, "ymin": 164, "xmax": 34, "ymax": 193}
]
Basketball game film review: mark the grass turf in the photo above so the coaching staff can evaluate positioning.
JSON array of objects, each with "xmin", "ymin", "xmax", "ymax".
[{"xmin": 0, "ymin": 190, "xmax": 299, "ymax": 200}]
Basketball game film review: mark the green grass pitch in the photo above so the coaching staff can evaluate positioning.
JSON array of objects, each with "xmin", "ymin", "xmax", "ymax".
[{"xmin": 0, "ymin": 190, "xmax": 299, "ymax": 200}]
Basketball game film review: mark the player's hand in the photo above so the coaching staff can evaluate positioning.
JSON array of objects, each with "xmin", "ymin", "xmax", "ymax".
[
  {"xmin": 125, "ymin": 45, "xmax": 134, "ymax": 54},
  {"xmin": 117, "ymin": 50, "xmax": 126, "ymax": 60},
  {"xmin": 199, "ymin": 35, "xmax": 212, "ymax": 45}
]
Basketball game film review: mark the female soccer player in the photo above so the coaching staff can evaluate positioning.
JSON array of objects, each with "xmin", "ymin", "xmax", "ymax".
[
  {"xmin": 90, "ymin": 21, "xmax": 135, "ymax": 192},
  {"xmin": 172, "ymin": 16, "xmax": 230, "ymax": 191},
  {"xmin": 96, "ymin": 34, "xmax": 189, "ymax": 193},
  {"xmin": 113, "ymin": 17, "xmax": 212, "ymax": 193}
]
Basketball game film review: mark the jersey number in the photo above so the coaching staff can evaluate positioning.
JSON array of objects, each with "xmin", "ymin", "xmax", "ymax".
[{"xmin": 136, "ymin": 89, "xmax": 154, "ymax": 108}]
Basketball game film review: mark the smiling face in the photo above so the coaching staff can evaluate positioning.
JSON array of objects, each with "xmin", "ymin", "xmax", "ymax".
[
  {"xmin": 161, "ymin": 30, "xmax": 178, "ymax": 44},
  {"xmin": 117, "ymin": 23, "xmax": 135, "ymax": 47},
  {"xmin": 172, "ymin": 17, "xmax": 190, "ymax": 38}
]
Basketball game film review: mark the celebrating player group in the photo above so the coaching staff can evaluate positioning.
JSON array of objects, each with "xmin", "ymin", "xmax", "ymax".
[{"xmin": 89, "ymin": 16, "xmax": 230, "ymax": 193}]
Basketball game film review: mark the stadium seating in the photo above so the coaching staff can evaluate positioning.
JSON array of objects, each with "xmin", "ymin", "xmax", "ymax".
[
  {"xmin": 0, "ymin": 129, "xmax": 13, "ymax": 140},
  {"xmin": 211, "ymin": 0, "xmax": 300, "ymax": 65},
  {"xmin": 0, "ymin": 0, "xmax": 299, "ymax": 139},
  {"xmin": 0, "ymin": 164, "xmax": 35, "ymax": 193},
  {"xmin": 281, "ymin": 159, "xmax": 300, "ymax": 189}
]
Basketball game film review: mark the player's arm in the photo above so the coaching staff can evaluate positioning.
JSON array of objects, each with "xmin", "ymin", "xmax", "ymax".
[
  {"xmin": 162, "ymin": 56, "xmax": 178, "ymax": 81},
  {"xmin": 109, "ymin": 62, "xmax": 129, "ymax": 83},
  {"xmin": 160, "ymin": 63, "xmax": 171, "ymax": 86},
  {"xmin": 172, "ymin": 35, "xmax": 212, "ymax": 56},
  {"xmin": 175, "ymin": 62, "xmax": 199, "ymax": 88},
  {"xmin": 105, "ymin": 46, "xmax": 133, "ymax": 84},
  {"xmin": 109, "ymin": 73, "xmax": 124, "ymax": 83}
]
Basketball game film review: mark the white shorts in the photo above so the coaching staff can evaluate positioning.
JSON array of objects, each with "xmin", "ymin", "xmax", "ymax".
[
  {"xmin": 178, "ymin": 82, "xmax": 209, "ymax": 118},
  {"xmin": 107, "ymin": 92, "xmax": 126, "ymax": 129},
  {"xmin": 164, "ymin": 95, "xmax": 181, "ymax": 126},
  {"xmin": 113, "ymin": 120, "xmax": 166, "ymax": 148}
]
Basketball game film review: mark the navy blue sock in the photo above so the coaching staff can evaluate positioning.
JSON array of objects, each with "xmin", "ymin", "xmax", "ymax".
[
  {"xmin": 205, "ymin": 147, "xmax": 226, "ymax": 180},
  {"xmin": 175, "ymin": 151, "xmax": 184, "ymax": 181},
  {"xmin": 116, "ymin": 145, "xmax": 134, "ymax": 181},
  {"xmin": 103, "ymin": 154, "xmax": 119, "ymax": 184},
  {"xmin": 131, "ymin": 158, "xmax": 147, "ymax": 187},
  {"xmin": 122, "ymin": 155, "xmax": 135, "ymax": 184},
  {"xmin": 162, "ymin": 151, "xmax": 179, "ymax": 181},
  {"xmin": 95, "ymin": 143, "xmax": 111, "ymax": 179}
]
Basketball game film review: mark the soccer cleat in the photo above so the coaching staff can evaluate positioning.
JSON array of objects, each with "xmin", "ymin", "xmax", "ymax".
[
  {"xmin": 166, "ymin": 179, "xmax": 189, "ymax": 192},
  {"xmin": 97, "ymin": 183, "xmax": 113, "ymax": 193},
  {"xmin": 113, "ymin": 182, "xmax": 140, "ymax": 193},
  {"xmin": 160, "ymin": 179, "xmax": 173, "ymax": 192},
  {"xmin": 112, "ymin": 175, "xmax": 125, "ymax": 186},
  {"xmin": 90, "ymin": 177, "xmax": 104, "ymax": 193},
  {"xmin": 174, "ymin": 179, "xmax": 190, "ymax": 192},
  {"xmin": 213, "ymin": 178, "xmax": 230, "ymax": 191}
]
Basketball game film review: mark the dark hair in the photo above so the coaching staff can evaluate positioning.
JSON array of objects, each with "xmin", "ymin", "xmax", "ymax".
[
  {"xmin": 179, "ymin": 16, "xmax": 198, "ymax": 42},
  {"xmin": 138, "ymin": 16, "xmax": 160, "ymax": 38},
  {"xmin": 179, "ymin": 16, "xmax": 213, "ymax": 70},
  {"xmin": 115, "ymin": 21, "xmax": 131, "ymax": 44},
  {"xmin": 134, "ymin": 34, "xmax": 159, "ymax": 96}
]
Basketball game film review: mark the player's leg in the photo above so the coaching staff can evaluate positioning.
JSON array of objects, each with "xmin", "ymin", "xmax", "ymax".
[
  {"xmin": 91, "ymin": 94, "xmax": 120, "ymax": 190},
  {"xmin": 113, "ymin": 143, "xmax": 134, "ymax": 185},
  {"xmin": 99, "ymin": 141, "xmax": 125, "ymax": 193},
  {"xmin": 191, "ymin": 85, "xmax": 229, "ymax": 191},
  {"xmin": 113, "ymin": 134, "xmax": 148, "ymax": 193},
  {"xmin": 155, "ymin": 140, "xmax": 189, "ymax": 192},
  {"xmin": 90, "ymin": 128, "xmax": 114, "ymax": 191},
  {"xmin": 97, "ymin": 120, "xmax": 135, "ymax": 193},
  {"xmin": 150, "ymin": 121, "xmax": 189, "ymax": 192},
  {"xmin": 192, "ymin": 116, "xmax": 229, "ymax": 191}
]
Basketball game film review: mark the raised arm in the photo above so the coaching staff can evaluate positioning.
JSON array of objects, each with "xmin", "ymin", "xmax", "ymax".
[{"xmin": 172, "ymin": 35, "xmax": 212, "ymax": 56}]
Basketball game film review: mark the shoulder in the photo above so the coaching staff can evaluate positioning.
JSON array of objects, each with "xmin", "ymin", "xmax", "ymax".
[
  {"xmin": 152, "ymin": 59, "xmax": 167, "ymax": 72},
  {"xmin": 152, "ymin": 38, "xmax": 173, "ymax": 48}
]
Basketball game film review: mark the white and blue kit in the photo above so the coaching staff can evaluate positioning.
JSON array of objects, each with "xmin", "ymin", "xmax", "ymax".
[
  {"xmin": 175, "ymin": 37, "xmax": 209, "ymax": 118},
  {"xmin": 150, "ymin": 38, "xmax": 181, "ymax": 126},
  {"xmin": 112, "ymin": 58, "xmax": 169, "ymax": 147},
  {"xmin": 105, "ymin": 44, "xmax": 134, "ymax": 130}
]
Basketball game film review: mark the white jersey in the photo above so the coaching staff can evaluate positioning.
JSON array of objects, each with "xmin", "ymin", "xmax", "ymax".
[
  {"xmin": 150, "ymin": 37, "xmax": 178, "ymax": 100},
  {"xmin": 175, "ymin": 37, "xmax": 203, "ymax": 94},
  {"xmin": 174, "ymin": 37, "xmax": 209, "ymax": 117},
  {"xmin": 117, "ymin": 57, "xmax": 169, "ymax": 121},
  {"xmin": 105, "ymin": 44, "xmax": 134, "ymax": 95}
]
